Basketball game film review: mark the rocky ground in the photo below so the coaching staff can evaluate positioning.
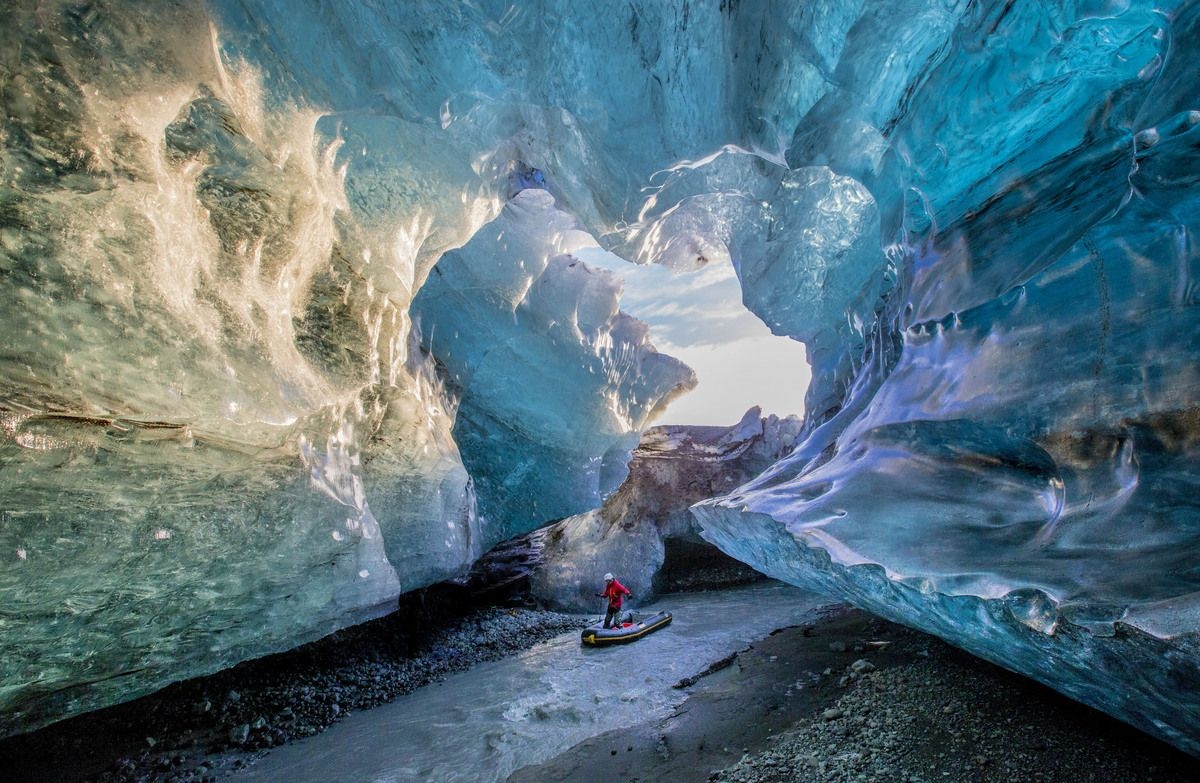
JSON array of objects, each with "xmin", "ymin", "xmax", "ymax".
[
  {"xmin": 510, "ymin": 605, "xmax": 1198, "ymax": 783},
  {"xmin": 4, "ymin": 592, "xmax": 1197, "ymax": 783}
]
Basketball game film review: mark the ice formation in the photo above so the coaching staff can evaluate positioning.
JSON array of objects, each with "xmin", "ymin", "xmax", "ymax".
[
  {"xmin": 0, "ymin": 0, "xmax": 1198, "ymax": 757},
  {"xmin": 695, "ymin": 0, "xmax": 1200, "ymax": 757},
  {"xmin": 410, "ymin": 189, "xmax": 695, "ymax": 546}
]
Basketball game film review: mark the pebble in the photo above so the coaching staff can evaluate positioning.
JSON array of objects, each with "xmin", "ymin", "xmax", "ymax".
[{"xmin": 706, "ymin": 631, "xmax": 1197, "ymax": 783}]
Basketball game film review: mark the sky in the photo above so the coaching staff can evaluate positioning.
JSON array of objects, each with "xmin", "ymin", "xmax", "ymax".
[{"xmin": 572, "ymin": 246, "xmax": 811, "ymax": 427}]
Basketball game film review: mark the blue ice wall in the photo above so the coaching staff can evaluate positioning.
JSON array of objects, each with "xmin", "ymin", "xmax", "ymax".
[{"xmin": 692, "ymin": 0, "xmax": 1200, "ymax": 756}]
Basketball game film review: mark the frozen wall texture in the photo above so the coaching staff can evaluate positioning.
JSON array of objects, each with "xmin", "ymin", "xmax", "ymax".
[
  {"xmin": 693, "ymin": 0, "xmax": 1200, "ymax": 758},
  {"xmin": 1, "ymin": 0, "xmax": 1198, "ymax": 756}
]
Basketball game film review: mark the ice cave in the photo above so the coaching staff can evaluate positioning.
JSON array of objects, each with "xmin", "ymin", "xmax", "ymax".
[{"xmin": 0, "ymin": 0, "xmax": 1198, "ymax": 762}]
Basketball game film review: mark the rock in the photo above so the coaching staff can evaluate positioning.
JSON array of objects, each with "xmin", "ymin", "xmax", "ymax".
[{"xmin": 228, "ymin": 724, "xmax": 249, "ymax": 746}]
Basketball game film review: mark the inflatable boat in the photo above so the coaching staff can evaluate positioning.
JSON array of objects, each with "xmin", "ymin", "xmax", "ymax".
[{"xmin": 580, "ymin": 610, "xmax": 672, "ymax": 646}]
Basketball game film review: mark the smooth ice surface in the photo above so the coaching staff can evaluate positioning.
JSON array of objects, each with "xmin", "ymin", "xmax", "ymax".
[
  {"xmin": 2, "ymin": 0, "xmax": 1200, "ymax": 756},
  {"xmin": 227, "ymin": 583, "xmax": 828, "ymax": 783}
]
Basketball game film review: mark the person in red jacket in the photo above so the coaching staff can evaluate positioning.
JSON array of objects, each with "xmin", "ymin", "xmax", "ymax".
[{"xmin": 597, "ymin": 572, "xmax": 632, "ymax": 629}]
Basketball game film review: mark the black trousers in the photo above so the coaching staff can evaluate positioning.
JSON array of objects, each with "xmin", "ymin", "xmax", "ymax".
[{"xmin": 604, "ymin": 606, "xmax": 623, "ymax": 628}]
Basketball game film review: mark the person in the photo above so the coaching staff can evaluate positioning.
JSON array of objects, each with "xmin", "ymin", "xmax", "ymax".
[{"xmin": 596, "ymin": 572, "xmax": 632, "ymax": 629}]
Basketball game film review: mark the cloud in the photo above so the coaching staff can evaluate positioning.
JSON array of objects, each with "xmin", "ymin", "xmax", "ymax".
[{"xmin": 652, "ymin": 334, "xmax": 810, "ymax": 426}]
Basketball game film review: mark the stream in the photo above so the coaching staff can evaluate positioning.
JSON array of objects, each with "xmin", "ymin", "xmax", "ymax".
[{"xmin": 229, "ymin": 582, "xmax": 828, "ymax": 783}]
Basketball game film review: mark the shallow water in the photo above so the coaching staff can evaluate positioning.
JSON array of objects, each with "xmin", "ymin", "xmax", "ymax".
[{"xmin": 230, "ymin": 582, "xmax": 828, "ymax": 783}]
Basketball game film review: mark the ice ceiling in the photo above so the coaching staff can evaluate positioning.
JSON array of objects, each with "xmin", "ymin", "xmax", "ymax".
[{"xmin": 0, "ymin": 0, "xmax": 1198, "ymax": 755}]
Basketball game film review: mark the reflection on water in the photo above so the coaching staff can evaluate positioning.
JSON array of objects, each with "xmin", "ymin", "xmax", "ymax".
[{"xmin": 231, "ymin": 582, "xmax": 827, "ymax": 783}]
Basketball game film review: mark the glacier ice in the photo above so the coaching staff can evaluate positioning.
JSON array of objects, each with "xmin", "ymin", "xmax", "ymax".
[
  {"xmin": 0, "ymin": 0, "xmax": 1198, "ymax": 759},
  {"xmin": 690, "ymin": 0, "xmax": 1200, "ymax": 757},
  {"xmin": 0, "ymin": 0, "xmax": 689, "ymax": 735}
]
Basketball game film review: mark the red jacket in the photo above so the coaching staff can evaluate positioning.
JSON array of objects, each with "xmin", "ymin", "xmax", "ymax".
[{"xmin": 601, "ymin": 579, "xmax": 631, "ymax": 609}]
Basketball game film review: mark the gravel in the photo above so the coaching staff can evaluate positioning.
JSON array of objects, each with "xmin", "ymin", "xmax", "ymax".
[{"xmin": 709, "ymin": 626, "xmax": 1196, "ymax": 783}]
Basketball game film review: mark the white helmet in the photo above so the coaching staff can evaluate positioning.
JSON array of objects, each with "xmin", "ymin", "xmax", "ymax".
[{"xmin": 604, "ymin": 572, "xmax": 614, "ymax": 581}]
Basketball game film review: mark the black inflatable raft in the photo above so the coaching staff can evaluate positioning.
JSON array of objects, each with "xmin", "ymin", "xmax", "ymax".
[{"xmin": 580, "ymin": 610, "xmax": 672, "ymax": 646}]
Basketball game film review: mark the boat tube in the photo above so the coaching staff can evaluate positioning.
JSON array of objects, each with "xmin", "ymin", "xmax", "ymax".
[{"xmin": 580, "ymin": 610, "xmax": 672, "ymax": 646}]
